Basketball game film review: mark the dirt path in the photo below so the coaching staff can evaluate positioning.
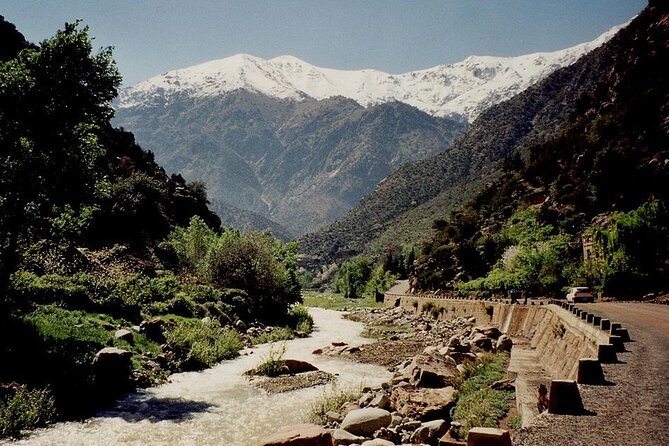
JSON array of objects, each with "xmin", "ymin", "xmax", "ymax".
[{"xmin": 514, "ymin": 303, "xmax": 669, "ymax": 446}]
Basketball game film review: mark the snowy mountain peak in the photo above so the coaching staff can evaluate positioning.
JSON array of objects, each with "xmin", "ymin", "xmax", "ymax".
[{"xmin": 119, "ymin": 22, "xmax": 628, "ymax": 121}]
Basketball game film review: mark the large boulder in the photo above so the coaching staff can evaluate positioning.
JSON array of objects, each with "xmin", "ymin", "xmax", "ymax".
[
  {"xmin": 259, "ymin": 424, "xmax": 333, "ymax": 446},
  {"xmin": 390, "ymin": 386, "xmax": 458, "ymax": 421},
  {"xmin": 92, "ymin": 347, "xmax": 133, "ymax": 395},
  {"xmin": 332, "ymin": 429, "xmax": 365, "ymax": 446},
  {"xmin": 340, "ymin": 407, "xmax": 392, "ymax": 437},
  {"xmin": 282, "ymin": 359, "xmax": 318, "ymax": 375},
  {"xmin": 139, "ymin": 317, "xmax": 166, "ymax": 343},
  {"xmin": 405, "ymin": 354, "xmax": 459, "ymax": 388},
  {"xmin": 475, "ymin": 326, "xmax": 502, "ymax": 339},
  {"xmin": 495, "ymin": 335, "xmax": 513, "ymax": 352}
]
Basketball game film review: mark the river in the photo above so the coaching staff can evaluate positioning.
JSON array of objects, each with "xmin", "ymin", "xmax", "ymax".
[{"xmin": 10, "ymin": 308, "xmax": 391, "ymax": 445}]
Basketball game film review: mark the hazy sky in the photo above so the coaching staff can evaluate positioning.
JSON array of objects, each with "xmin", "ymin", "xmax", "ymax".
[{"xmin": 1, "ymin": 0, "xmax": 647, "ymax": 86}]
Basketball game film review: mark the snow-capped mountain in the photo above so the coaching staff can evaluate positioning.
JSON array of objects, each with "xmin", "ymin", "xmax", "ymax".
[{"xmin": 119, "ymin": 23, "xmax": 625, "ymax": 122}]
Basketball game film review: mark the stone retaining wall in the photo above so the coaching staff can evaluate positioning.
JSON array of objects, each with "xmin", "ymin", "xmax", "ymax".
[{"xmin": 384, "ymin": 293, "xmax": 605, "ymax": 380}]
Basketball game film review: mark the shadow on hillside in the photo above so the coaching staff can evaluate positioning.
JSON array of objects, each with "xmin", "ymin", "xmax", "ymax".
[{"xmin": 99, "ymin": 396, "xmax": 214, "ymax": 423}]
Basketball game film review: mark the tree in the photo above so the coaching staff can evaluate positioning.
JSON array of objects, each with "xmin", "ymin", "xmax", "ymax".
[
  {"xmin": 0, "ymin": 22, "xmax": 120, "ymax": 300},
  {"xmin": 333, "ymin": 257, "xmax": 371, "ymax": 299}
]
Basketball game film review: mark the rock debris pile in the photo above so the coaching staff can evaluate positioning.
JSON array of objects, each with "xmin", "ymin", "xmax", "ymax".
[{"xmin": 261, "ymin": 305, "xmax": 514, "ymax": 446}]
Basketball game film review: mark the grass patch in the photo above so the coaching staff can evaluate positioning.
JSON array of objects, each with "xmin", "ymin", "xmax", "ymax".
[
  {"xmin": 165, "ymin": 317, "xmax": 244, "ymax": 370},
  {"xmin": 302, "ymin": 291, "xmax": 382, "ymax": 310},
  {"xmin": 308, "ymin": 382, "xmax": 362, "ymax": 424},
  {"xmin": 507, "ymin": 413, "xmax": 522, "ymax": 429},
  {"xmin": 0, "ymin": 385, "xmax": 56, "ymax": 439},
  {"xmin": 250, "ymin": 327, "xmax": 294, "ymax": 345},
  {"xmin": 451, "ymin": 352, "xmax": 514, "ymax": 439},
  {"xmin": 246, "ymin": 343, "xmax": 286, "ymax": 377}
]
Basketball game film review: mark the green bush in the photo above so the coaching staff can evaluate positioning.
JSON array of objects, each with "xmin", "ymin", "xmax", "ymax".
[
  {"xmin": 163, "ymin": 216, "xmax": 301, "ymax": 322},
  {"xmin": 333, "ymin": 257, "xmax": 371, "ymax": 299},
  {"xmin": 165, "ymin": 318, "xmax": 243, "ymax": 370},
  {"xmin": 288, "ymin": 305, "xmax": 314, "ymax": 333},
  {"xmin": 0, "ymin": 386, "xmax": 57, "ymax": 439},
  {"xmin": 246, "ymin": 343, "xmax": 286, "ymax": 377}
]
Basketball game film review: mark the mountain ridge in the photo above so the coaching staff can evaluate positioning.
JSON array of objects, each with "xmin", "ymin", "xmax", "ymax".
[{"xmin": 119, "ymin": 23, "xmax": 624, "ymax": 122}]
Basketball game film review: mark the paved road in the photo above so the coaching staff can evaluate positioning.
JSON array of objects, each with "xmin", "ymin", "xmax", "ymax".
[{"xmin": 515, "ymin": 303, "xmax": 669, "ymax": 446}]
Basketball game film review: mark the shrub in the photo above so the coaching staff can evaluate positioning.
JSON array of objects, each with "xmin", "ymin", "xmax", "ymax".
[
  {"xmin": 246, "ymin": 342, "xmax": 287, "ymax": 377},
  {"xmin": 0, "ymin": 386, "xmax": 57, "ymax": 439},
  {"xmin": 288, "ymin": 305, "xmax": 313, "ymax": 333},
  {"xmin": 308, "ymin": 382, "xmax": 362, "ymax": 424},
  {"xmin": 165, "ymin": 318, "xmax": 243, "ymax": 370}
]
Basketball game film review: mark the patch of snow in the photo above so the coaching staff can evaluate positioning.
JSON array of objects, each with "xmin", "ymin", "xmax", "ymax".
[{"xmin": 119, "ymin": 22, "xmax": 627, "ymax": 122}]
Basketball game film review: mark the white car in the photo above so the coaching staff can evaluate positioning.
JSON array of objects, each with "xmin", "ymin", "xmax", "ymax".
[{"xmin": 566, "ymin": 287, "xmax": 594, "ymax": 303}]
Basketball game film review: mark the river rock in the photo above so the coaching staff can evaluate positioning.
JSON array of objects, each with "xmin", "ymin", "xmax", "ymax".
[
  {"xmin": 259, "ymin": 423, "xmax": 333, "ymax": 446},
  {"xmin": 139, "ymin": 317, "xmax": 166, "ymax": 343},
  {"xmin": 332, "ymin": 428, "xmax": 365, "ymax": 446},
  {"xmin": 390, "ymin": 386, "xmax": 457, "ymax": 420},
  {"xmin": 405, "ymin": 354, "xmax": 458, "ymax": 388},
  {"xmin": 471, "ymin": 333, "xmax": 493, "ymax": 351},
  {"xmin": 92, "ymin": 347, "xmax": 133, "ymax": 394},
  {"xmin": 410, "ymin": 426, "xmax": 431, "ymax": 444},
  {"xmin": 496, "ymin": 335, "xmax": 513, "ymax": 352},
  {"xmin": 340, "ymin": 408, "xmax": 392, "ymax": 437},
  {"xmin": 422, "ymin": 419, "xmax": 448, "ymax": 439},
  {"xmin": 114, "ymin": 329, "xmax": 134, "ymax": 343},
  {"xmin": 369, "ymin": 392, "xmax": 391, "ymax": 410},
  {"xmin": 282, "ymin": 359, "xmax": 318, "ymax": 374},
  {"xmin": 475, "ymin": 326, "xmax": 502, "ymax": 339}
]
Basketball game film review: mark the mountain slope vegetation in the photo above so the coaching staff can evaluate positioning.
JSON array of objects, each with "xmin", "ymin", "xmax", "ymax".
[
  {"xmin": 300, "ymin": 4, "xmax": 647, "ymax": 266},
  {"xmin": 114, "ymin": 92, "xmax": 466, "ymax": 235},
  {"xmin": 412, "ymin": 2, "xmax": 669, "ymax": 296}
]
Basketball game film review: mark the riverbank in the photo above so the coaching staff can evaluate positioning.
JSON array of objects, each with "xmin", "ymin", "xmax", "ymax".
[{"xmin": 2, "ymin": 308, "xmax": 391, "ymax": 446}]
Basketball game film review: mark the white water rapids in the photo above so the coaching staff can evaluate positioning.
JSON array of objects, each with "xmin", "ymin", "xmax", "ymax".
[{"xmin": 9, "ymin": 308, "xmax": 391, "ymax": 446}]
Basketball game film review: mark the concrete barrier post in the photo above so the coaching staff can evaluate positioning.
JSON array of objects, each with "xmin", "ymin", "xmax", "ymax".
[
  {"xmin": 612, "ymin": 327, "xmax": 630, "ymax": 342},
  {"xmin": 580, "ymin": 311, "xmax": 588, "ymax": 320},
  {"xmin": 609, "ymin": 335, "xmax": 625, "ymax": 352},
  {"xmin": 598, "ymin": 343, "xmax": 618, "ymax": 363},
  {"xmin": 592, "ymin": 315, "xmax": 601, "ymax": 326},
  {"xmin": 548, "ymin": 379, "xmax": 584, "ymax": 415},
  {"xmin": 600, "ymin": 319, "xmax": 611, "ymax": 331},
  {"xmin": 610, "ymin": 323, "xmax": 622, "ymax": 334},
  {"xmin": 586, "ymin": 313, "xmax": 594, "ymax": 324},
  {"xmin": 466, "ymin": 427, "xmax": 512, "ymax": 446},
  {"xmin": 577, "ymin": 358, "xmax": 605, "ymax": 384}
]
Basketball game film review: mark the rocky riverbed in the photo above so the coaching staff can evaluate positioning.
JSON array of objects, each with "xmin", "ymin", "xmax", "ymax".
[{"xmin": 260, "ymin": 305, "xmax": 515, "ymax": 446}]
